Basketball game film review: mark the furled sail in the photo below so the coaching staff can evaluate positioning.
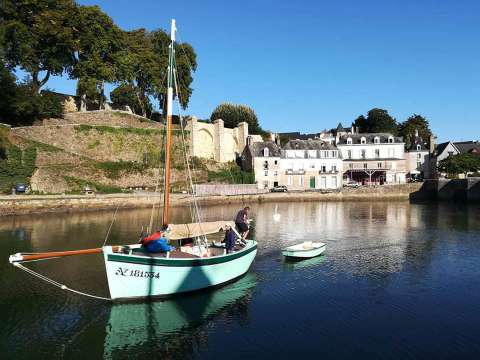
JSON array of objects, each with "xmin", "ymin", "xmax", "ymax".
[{"xmin": 167, "ymin": 221, "xmax": 235, "ymax": 240}]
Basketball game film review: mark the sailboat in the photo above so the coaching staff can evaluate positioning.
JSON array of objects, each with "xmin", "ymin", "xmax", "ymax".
[{"xmin": 8, "ymin": 20, "xmax": 257, "ymax": 301}]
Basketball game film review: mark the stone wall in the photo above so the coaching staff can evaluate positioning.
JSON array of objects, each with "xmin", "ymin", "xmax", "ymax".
[
  {"xmin": 187, "ymin": 117, "xmax": 261, "ymax": 162},
  {"xmin": 410, "ymin": 178, "xmax": 480, "ymax": 202},
  {"xmin": 193, "ymin": 184, "xmax": 268, "ymax": 196},
  {"xmin": 43, "ymin": 110, "xmax": 161, "ymax": 129}
]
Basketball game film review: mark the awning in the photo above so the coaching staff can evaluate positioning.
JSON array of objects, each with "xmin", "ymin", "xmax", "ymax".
[{"xmin": 167, "ymin": 221, "xmax": 235, "ymax": 240}]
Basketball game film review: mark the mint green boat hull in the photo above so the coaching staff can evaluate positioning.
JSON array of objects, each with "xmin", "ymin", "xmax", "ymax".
[{"xmin": 103, "ymin": 240, "xmax": 257, "ymax": 300}]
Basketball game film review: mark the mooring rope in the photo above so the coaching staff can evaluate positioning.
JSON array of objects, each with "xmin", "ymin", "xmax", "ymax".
[{"xmin": 14, "ymin": 263, "xmax": 112, "ymax": 301}]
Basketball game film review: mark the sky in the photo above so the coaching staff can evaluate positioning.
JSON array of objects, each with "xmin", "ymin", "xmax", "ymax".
[{"xmin": 38, "ymin": 0, "xmax": 480, "ymax": 143}]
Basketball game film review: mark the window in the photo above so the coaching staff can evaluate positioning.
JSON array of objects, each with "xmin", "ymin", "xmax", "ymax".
[
  {"xmin": 388, "ymin": 136, "xmax": 394, "ymax": 143},
  {"xmin": 287, "ymin": 151, "xmax": 294, "ymax": 158},
  {"xmin": 361, "ymin": 137, "xmax": 366, "ymax": 144},
  {"xmin": 295, "ymin": 150, "xmax": 304, "ymax": 158},
  {"xmin": 416, "ymin": 145, "xmax": 421, "ymax": 151},
  {"xmin": 374, "ymin": 137, "xmax": 380, "ymax": 144},
  {"xmin": 287, "ymin": 175, "xmax": 293, "ymax": 185},
  {"xmin": 331, "ymin": 176, "xmax": 337, "ymax": 188},
  {"xmin": 263, "ymin": 147, "xmax": 269, "ymax": 157},
  {"xmin": 274, "ymin": 171, "xmax": 278, "ymax": 176},
  {"xmin": 363, "ymin": 163, "xmax": 368, "ymax": 169},
  {"xmin": 347, "ymin": 137, "xmax": 352, "ymax": 145},
  {"xmin": 347, "ymin": 150, "xmax": 352, "ymax": 159},
  {"xmin": 308, "ymin": 150, "xmax": 316, "ymax": 158},
  {"xmin": 263, "ymin": 161, "xmax": 269, "ymax": 170},
  {"xmin": 299, "ymin": 175, "xmax": 304, "ymax": 186},
  {"xmin": 274, "ymin": 160, "xmax": 278, "ymax": 165},
  {"xmin": 417, "ymin": 161, "xmax": 421, "ymax": 169},
  {"xmin": 332, "ymin": 165, "xmax": 337, "ymax": 172},
  {"xmin": 321, "ymin": 165, "xmax": 327, "ymax": 173},
  {"xmin": 361, "ymin": 149, "xmax": 366, "ymax": 159},
  {"xmin": 417, "ymin": 153, "xmax": 422, "ymax": 159},
  {"xmin": 378, "ymin": 162, "xmax": 382, "ymax": 168},
  {"xmin": 264, "ymin": 181, "xmax": 268, "ymax": 189},
  {"xmin": 310, "ymin": 162, "xmax": 315, "ymax": 169},
  {"xmin": 349, "ymin": 163, "xmax": 353, "ymax": 169},
  {"xmin": 375, "ymin": 149, "xmax": 380, "ymax": 158},
  {"xmin": 264, "ymin": 170, "xmax": 268, "ymax": 176}
]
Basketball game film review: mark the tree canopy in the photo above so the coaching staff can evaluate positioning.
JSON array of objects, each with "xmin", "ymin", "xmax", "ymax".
[
  {"xmin": 438, "ymin": 153, "xmax": 480, "ymax": 177},
  {"xmin": 354, "ymin": 108, "xmax": 398, "ymax": 134},
  {"xmin": 210, "ymin": 103, "xmax": 265, "ymax": 135},
  {"xmin": 398, "ymin": 114, "xmax": 432, "ymax": 148}
]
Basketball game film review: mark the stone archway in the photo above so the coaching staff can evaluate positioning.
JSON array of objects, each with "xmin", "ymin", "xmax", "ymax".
[{"xmin": 197, "ymin": 128, "xmax": 214, "ymax": 159}]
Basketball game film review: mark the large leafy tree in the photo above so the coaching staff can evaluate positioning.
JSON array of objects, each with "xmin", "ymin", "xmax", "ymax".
[
  {"xmin": 210, "ymin": 103, "xmax": 264, "ymax": 135},
  {"xmin": 438, "ymin": 153, "xmax": 480, "ymax": 177},
  {"xmin": 71, "ymin": 5, "xmax": 124, "ymax": 110},
  {"xmin": 354, "ymin": 108, "xmax": 398, "ymax": 134},
  {"xmin": 150, "ymin": 29, "xmax": 197, "ymax": 114},
  {"xmin": 1, "ymin": 0, "xmax": 77, "ymax": 93},
  {"xmin": 115, "ymin": 29, "xmax": 159, "ymax": 117},
  {"xmin": 398, "ymin": 114, "xmax": 432, "ymax": 148}
]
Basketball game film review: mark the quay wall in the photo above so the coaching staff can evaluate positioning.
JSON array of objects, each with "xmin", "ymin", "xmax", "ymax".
[
  {"xmin": 0, "ymin": 184, "xmax": 420, "ymax": 216},
  {"xmin": 410, "ymin": 178, "xmax": 480, "ymax": 202},
  {"xmin": 193, "ymin": 184, "xmax": 268, "ymax": 196}
]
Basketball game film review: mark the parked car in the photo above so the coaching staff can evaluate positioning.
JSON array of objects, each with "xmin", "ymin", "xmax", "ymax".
[
  {"xmin": 14, "ymin": 183, "xmax": 27, "ymax": 194},
  {"xmin": 343, "ymin": 181, "xmax": 360, "ymax": 188},
  {"xmin": 270, "ymin": 185, "xmax": 288, "ymax": 193}
]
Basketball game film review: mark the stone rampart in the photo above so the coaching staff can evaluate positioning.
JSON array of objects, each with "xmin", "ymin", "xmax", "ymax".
[{"xmin": 410, "ymin": 178, "xmax": 480, "ymax": 202}]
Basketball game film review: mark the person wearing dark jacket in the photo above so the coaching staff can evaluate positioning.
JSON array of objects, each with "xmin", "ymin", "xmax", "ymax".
[
  {"xmin": 235, "ymin": 206, "xmax": 250, "ymax": 239},
  {"xmin": 223, "ymin": 224, "xmax": 237, "ymax": 253}
]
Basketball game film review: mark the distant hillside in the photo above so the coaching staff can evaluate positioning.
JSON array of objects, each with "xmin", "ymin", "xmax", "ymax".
[{"xmin": 0, "ymin": 111, "xmax": 247, "ymax": 194}]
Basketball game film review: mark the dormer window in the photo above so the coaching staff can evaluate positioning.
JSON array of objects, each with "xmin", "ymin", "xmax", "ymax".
[
  {"xmin": 347, "ymin": 137, "xmax": 352, "ymax": 145},
  {"xmin": 374, "ymin": 137, "xmax": 380, "ymax": 144},
  {"xmin": 263, "ymin": 147, "xmax": 269, "ymax": 157},
  {"xmin": 388, "ymin": 136, "xmax": 394, "ymax": 143},
  {"xmin": 360, "ymin": 137, "xmax": 366, "ymax": 144},
  {"xmin": 416, "ymin": 145, "xmax": 421, "ymax": 151}
]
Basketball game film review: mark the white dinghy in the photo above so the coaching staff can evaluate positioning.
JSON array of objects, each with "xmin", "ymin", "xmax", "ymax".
[{"xmin": 282, "ymin": 241, "xmax": 326, "ymax": 259}]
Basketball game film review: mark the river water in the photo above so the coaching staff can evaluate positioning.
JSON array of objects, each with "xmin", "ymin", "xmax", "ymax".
[{"xmin": 1, "ymin": 201, "xmax": 480, "ymax": 359}]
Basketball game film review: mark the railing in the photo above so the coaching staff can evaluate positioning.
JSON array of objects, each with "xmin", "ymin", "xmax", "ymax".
[
  {"xmin": 286, "ymin": 169, "xmax": 305, "ymax": 175},
  {"xmin": 319, "ymin": 170, "xmax": 339, "ymax": 174}
]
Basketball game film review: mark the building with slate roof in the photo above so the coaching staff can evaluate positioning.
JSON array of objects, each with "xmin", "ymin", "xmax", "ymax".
[
  {"xmin": 337, "ymin": 132, "xmax": 407, "ymax": 184},
  {"xmin": 405, "ymin": 130, "xmax": 431, "ymax": 180}
]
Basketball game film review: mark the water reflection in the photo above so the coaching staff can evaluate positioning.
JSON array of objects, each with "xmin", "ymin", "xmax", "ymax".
[{"xmin": 103, "ymin": 273, "xmax": 257, "ymax": 359}]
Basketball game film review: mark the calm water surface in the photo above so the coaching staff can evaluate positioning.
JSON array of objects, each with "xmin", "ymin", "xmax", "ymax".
[{"xmin": 1, "ymin": 201, "xmax": 480, "ymax": 359}]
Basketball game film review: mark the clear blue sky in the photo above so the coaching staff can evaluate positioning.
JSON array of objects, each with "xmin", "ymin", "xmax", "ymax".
[{"xmin": 41, "ymin": 0, "xmax": 480, "ymax": 143}]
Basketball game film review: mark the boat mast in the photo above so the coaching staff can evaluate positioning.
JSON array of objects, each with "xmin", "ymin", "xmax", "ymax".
[{"xmin": 162, "ymin": 19, "xmax": 176, "ymax": 227}]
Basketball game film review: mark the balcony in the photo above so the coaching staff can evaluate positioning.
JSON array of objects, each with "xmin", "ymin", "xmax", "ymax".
[
  {"xmin": 286, "ymin": 169, "xmax": 305, "ymax": 175},
  {"xmin": 319, "ymin": 169, "xmax": 339, "ymax": 174}
]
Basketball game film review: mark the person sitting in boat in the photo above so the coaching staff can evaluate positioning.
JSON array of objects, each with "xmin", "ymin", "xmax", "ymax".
[
  {"xmin": 235, "ymin": 206, "xmax": 250, "ymax": 239},
  {"xmin": 222, "ymin": 224, "xmax": 236, "ymax": 253},
  {"xmin": 140, "ymin": 226, "xmax": 174, "ymax": 253}
]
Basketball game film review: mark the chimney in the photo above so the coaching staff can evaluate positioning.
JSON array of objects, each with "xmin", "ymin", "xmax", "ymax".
[
  {"xmin": 415, "ymin": 129, "xmax": 419, "ymax": 137},
  {"xmin": 246, "ymin": 135, "xmax": 252, "ymax": 146},
  {"xmin": 275, "ymin": 134, "xmax": 281, "ymax": 146}
]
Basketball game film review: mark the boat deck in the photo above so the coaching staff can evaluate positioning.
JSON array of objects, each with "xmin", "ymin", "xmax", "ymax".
[{"xmin": 130, "ymin": 244, "xmax": 245, "ymax": 259}]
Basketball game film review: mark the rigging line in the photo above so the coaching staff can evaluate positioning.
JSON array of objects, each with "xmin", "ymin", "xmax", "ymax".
[
  {"xmin": 172, "ymin": 63, "xmax": 209, "ymax": 246},
  {"xmin": 14, "ymin": 263, "xmax": 112, "ymax": 301},
  {"xmin": 148, "ymin": 128, "xmax": 166, "ymax": 233},
  {"xmin": 102, "ymin": 205, "xmax": 119, "ymax": 247}
]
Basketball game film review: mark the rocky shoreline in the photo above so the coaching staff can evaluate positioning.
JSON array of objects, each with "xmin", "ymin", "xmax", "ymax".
[{"xmin": 0, "ymin": 184, "xmax": 421, "ymax": 216}]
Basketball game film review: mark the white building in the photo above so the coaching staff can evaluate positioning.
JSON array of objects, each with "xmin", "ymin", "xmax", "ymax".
[
  {"xmin": 405, "ymin": 130, "xmax": 430, "ymax": 180},
  {"xmin": 337, "ymin": 133, "xmax": 407, "ymax": 185},
  {"xmin": 280, "ymin": 140, "xmax": 343, "ymax": 190}
]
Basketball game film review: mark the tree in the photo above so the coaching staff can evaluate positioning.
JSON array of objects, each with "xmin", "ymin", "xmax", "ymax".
[
  {"xmin": 110, "ymin": 84, "xmax": 152, "ymax": 116},
  {"xmin": 115, "ymin": 29, "xmax": 159, "ymax": 117},
  {"xmin": 1, "ymin": 0, "xmax": 77, "ymax": 93},
  {"xmin": 354, "ymin": 108, "xmax": 398, "ymax": 134},
  {"xmin": 150, "ymin": 29, "xmax": 197, "ymax": 114},
  {"xmin": 71, "ymin": 5, "xmax": 124, "ymax": 110},
  {"xmin": 210, "ymin": 103, "xmax": 265, "ymax": 135},
  {"xmin": 438, "ymin": 153, "xmax": 480, "ymax": 177},
  {"xmin": 398, "ymin": 114, "xmax": 432, "ymax": 148}
]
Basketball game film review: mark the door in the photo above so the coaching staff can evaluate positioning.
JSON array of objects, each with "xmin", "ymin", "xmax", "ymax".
[
  {"xmin": 320, "ymin": 176, "xmax": 326, "ymax": 189},
  {"xmin": 309, "ymin": 176, "xmax": 316, "ymax": 189}
]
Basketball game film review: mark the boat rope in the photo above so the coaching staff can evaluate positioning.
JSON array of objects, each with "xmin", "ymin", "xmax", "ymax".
[
  {"xmin": 13, "ymin": 262, "xmax": 112, "ymax": 302},
  {"xmin": 172, "ymin": 55, "xmax": 209, "ymax": 248},
  {"xmin": 102, "ymin": 205, "xmax": 119, "ymax": 247}
]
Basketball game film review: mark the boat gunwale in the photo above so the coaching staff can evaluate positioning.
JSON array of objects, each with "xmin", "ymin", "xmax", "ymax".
[{"xmin": 106, "ymin": 240, "xmax": 257, "ymax": 267}]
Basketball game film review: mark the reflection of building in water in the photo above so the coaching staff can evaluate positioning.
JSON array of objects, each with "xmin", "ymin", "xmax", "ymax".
[{"xmin": 103, "ymin": 273, "xmax": 257, "ymax": 359}]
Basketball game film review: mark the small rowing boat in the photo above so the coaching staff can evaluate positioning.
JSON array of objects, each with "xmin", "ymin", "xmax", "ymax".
[{"xmin": 282, "ymin": 241, "xmax": 326, "ymax": 259}]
